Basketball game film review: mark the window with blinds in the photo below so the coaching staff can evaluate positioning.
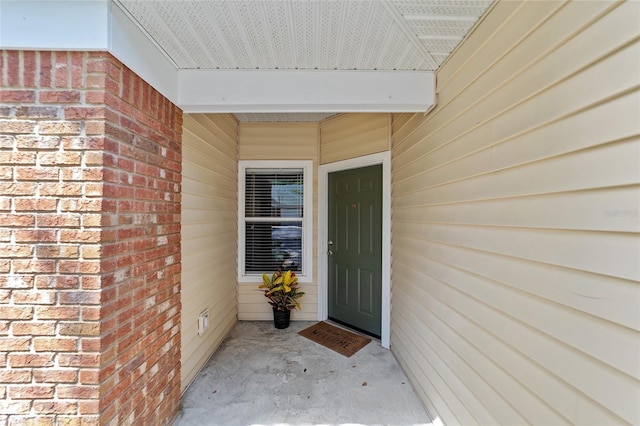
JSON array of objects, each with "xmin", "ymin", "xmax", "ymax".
[{"xmin": 239, "ymin": 161, "xmax": 312, "ymax": 280}]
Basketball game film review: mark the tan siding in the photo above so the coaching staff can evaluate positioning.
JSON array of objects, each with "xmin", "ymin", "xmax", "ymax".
[
  {"xmin": 237, "ymin": 123, "xmax": 319, "ymax": 319},
  {"xmin": 181, "ymin": 113, "xmax": 239, "ymax": 393},
  {"xmin": 320, "ymin": 113, "xmax": 390, "ymax": 164},
  {"xmin": 390, "ymin": 1, "xmax": 640, "ymax": 425}
]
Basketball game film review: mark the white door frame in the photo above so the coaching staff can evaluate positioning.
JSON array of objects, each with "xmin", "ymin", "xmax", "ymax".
[{"xmin": 317, "ymin": 151, "xmax": 391, "ymax": 349}]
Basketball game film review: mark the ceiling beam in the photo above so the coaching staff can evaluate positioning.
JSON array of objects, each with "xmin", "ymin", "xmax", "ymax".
[{"xmin": 178, "ymin": 69, "xmax": 435, "ymax": 113}]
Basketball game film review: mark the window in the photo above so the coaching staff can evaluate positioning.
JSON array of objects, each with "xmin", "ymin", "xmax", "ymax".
[{"xmin": 238, "ymin": 160, "xmax": 313, "ymax": 282}]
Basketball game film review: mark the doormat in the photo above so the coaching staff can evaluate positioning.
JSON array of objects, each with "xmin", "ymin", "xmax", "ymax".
[{"xmin": 298, "ymin": 322, "xmax": 371, "ymax": 357}]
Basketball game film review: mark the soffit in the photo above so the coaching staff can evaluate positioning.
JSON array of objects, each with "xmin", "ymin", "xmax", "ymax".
[
  {"xmin": 115, "ymin": 0, "xmax": 492, "ymax": 72},
  {"xmin": 113, "ymin": 0, "xmax": 493, "ymax": 121}
]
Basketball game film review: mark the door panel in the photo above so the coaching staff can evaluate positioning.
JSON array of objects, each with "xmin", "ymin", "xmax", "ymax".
[{"xmin": 328, "ymin": 164, "xmax": 382, "ymax": 337}]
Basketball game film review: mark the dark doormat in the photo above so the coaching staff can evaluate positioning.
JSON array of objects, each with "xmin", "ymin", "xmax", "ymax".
[{"xmin": 298, "ymin": 322, "xmax": 371, "ymax": 357}]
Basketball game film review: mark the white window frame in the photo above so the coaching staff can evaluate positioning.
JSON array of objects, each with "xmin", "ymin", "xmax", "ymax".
[{"xmin": 238, "ymin": 160, "xmax": 313, "ymax": 283}]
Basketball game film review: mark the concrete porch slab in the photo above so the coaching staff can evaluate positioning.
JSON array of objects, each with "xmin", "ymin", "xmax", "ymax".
[{"xmin": 174, "ymin": 321, "xmax": 433, "ymax": 426}]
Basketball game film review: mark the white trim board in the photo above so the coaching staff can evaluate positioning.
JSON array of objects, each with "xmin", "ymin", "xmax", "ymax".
[
  {"xmin": 318, "ymin": 152, "xmax": 391, "ymax": 349},
  {"xmin": 178, "ymin": 69, "xmax": 435, "ymax": 113}
]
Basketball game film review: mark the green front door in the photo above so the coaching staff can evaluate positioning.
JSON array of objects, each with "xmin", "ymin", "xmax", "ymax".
[{"xmin": 328, "ymin": 164, "xmax": 382, "ymax": 337}]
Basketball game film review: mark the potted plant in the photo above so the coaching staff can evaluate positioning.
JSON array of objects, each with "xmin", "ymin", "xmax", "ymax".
[{"xmin": 259, "ymin": 270, "xmax": 305, "ymax": 329}]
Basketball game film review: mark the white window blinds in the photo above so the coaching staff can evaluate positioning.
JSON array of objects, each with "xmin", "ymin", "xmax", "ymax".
[{"xmin": 244, "ymin": 168, "xmax": 304, "ymax": 274}]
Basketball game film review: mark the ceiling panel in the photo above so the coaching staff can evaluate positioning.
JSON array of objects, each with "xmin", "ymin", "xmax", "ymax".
[{"xmin": 116, "ymin": 0, "xmax": 493, "ymax": 72}]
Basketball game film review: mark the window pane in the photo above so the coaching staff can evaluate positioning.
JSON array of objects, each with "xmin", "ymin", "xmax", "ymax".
[
  {"xmin": 245, "ymin": 170, "xmax": 303, "ymax": 218},
  {"xmin": 245, "ymin": 222, "xmax": 302, "ymax": 273}
]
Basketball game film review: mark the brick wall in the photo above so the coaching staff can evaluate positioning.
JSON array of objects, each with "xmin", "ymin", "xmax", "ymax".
[{"xmin": 0, "ymin": 50, "xmax": 182, "ymax": 425}]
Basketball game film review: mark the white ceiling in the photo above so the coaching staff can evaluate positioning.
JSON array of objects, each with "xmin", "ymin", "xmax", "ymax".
[{"xmin": 114, "ymin": 0, "xmax": 493, "ymax": 121}]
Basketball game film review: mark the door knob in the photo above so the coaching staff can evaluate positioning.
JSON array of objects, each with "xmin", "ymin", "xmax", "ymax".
[
  {"xmin": 327, "ymin": 250, "xmax": 333, "ymax": 256},
  {"xmin": 328, "ymin": 240, "xmax": 333, "ymax": 245}
]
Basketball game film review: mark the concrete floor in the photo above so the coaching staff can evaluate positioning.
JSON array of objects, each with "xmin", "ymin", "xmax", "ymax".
[{"xmin": 174, "ymin": 321, "xmax": 433, "ymax": 426}]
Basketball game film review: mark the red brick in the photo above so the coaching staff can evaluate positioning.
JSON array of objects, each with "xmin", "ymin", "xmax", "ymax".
[
  {"xmin": 6, "ymin": 51, "xmax": 19, "ymax": 85},
  {"xmin": 12, "ymin": 290, "xmax": 55, "ymax": 304},
  {"xmin": 83, "ymin": 151, "xmax": 104, "ymax": 166},
  {"xmin": 79, "ymin": 369, "xmax": 99, "ymax": 384},
  {"xmin": 38, "ymin": 121, "xmax": 81, "ymax": 135},
  {"xmin": 0, "ymin": 152, "xmax": 36, "ymax": 165},
  {"xmin": 38, "ymin": 151, "xmax": 82, "ymax": 165},
  {"xmin": 64, "ymin": 106, "xmax": 105, "ymax": 120},
  {"xmin": 59, "ymin": 322, "xmax": 100, "ymax": 336},
  {"xmin": 8, "ymin": 385, "xmax": 55, "ymax": 399},
  {"xmin": 35, "ymin": 275, "xmax": 79, "ymax": 290},
  {"xmin": 0, "ymin": 182, "xmax": 38, "ymax": 196},
  {"xmin": 39, "ymin": 90, "xmax": 80, "ymax": 103},
  {"xmin": 0, "ymin": 166, "xmax": 13, "ymax": 179},
  {"xmin": 39, "ymin": 51, "xmax": 52, "ymax": 87},
  {"xmin": 59, "ymin": 230, "xmax": 100, "ymax": 243},
  {"xmin": 14, "ymin": 199, "xmax": 57, "ymax": 212},
  {"xmin": 81, "ymin": 245, "xmax": 101, "ymax": 259},
  {"xmin": 80, "ymin": 337, "xmax": 100, "ymax": 352},
  {"xmin": 33, "ymin": 338, "xmax": 77, "ymax": 352},
  {"xmin": 71, "ymin": 51, "xmax": 85, "ymax": 88},
  {"xmin": 0, "ymin": 89, "xmax": 36, "ymax": 103},
  {"xmin": 12, "ymin": 322, "xmax": 56, "ymax": 336},
  {"xmin": 56, "ymin": 385, "xmax": 98, "ymax": 399},
  {"xmin": 0, "ymin": 213, "xmax": 35, "ymax": 226},
  {"xmin": 33, "ymin": 401, "xmax": 78, "ymax": 415},
  {"xmin": 0, "ymin": 198, "xmax": 10, "ymax": 211},
  {"xmin": 54, "ymin": 51, "xmax": 70, "ymax": 88},
  {"xmin": 0, "ymin": 275, "xmax": 33, "ymax": 289},
  {"xmin": 57, "ymin": 353, "xmax": 99, "ymax": 368},
  {"xmin": 81, "ymin": 306, "xmax": 100, "ymax": 322},
  {"xmin": 15, "ymin": 135, "xmax": 60, "ymax": 149},
  {"xmin": 33, "ymin": 369, "xmax": 78, "ymax": 384},
  {"xmin": 59, "ymin": 291, "xmax": 100, "ymax": 307},
  {"xmin": 0, "ymin": 119, "xmax": 36, "ymax": 133},
  {"xmin": 3, "ymin": 50, "xmax": 183, "ymax": 425},
  {"xmin": 58, "ymin": 260, "xmax": 100, "ymax": 275},
  {"xmin": 59, "ymin": 199, "xmax": 102, "ymax": 213},
  {"xmin": 61, "ymin": 136, "xmax": 104, "ymax": 151},
  {"xmin": 8, "ymin": 417, "xmax": 55, "ymax": 426},
  {"xmin": 85, "ymin": 120, "xmax": 105, "ymax": 135},
  {"xmin": 23, "ymin": 51, "xmax": 37, "ymax": 87},
  {"xmin": 8, "ymin": 353, "xmax": 54, "ymax": 368},
  {"xmin": 0, "ymin": 370, "xmax": 31, "ymax": 383},
  {"xmin": 36, "ymin": 214, "xmax": 80, "ymax": 228},
  {"xmin": 11, "ymin": 259, "xmax": 56, "ymax": 273},
  {"xmin": 80, "ymin": 276, "xmax": 100, "ymax": 291},
  {"xmin": 0, "ymin": 306, "xmax": 33, "ymax": 320},
  {"xmin": 36, "ymin": 245, "xmax": 79, "ymax": 259},
  {"xmin": 15, "ymin": 106, "xmax": 59, "ymax": 119},
  {"xmin": 0, "ymin": 244, "xmax": 32, "ymax": 258},
  {"xmin": 16, "ymin": 167, "xmax": 59, "ymax": 181},
  {"xmin": 35, "ymin": 306, "xmax": 79, "ymax": 320},
  {"xmin": 0, "ymin": 337, "xmax": 31, "ymax": 351}
]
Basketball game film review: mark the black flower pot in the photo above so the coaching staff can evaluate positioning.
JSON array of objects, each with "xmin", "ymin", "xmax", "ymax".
[{"xmin": 273, "ymin": 308, "xmax": 291, "ymax": 329}]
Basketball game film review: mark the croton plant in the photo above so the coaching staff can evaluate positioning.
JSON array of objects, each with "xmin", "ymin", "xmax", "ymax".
[{"xmin": 259, "ymin": 270, "xmax": 305, "ymax": 311}]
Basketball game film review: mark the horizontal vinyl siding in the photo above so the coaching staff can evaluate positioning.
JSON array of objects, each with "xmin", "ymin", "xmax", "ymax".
[
  {"xmin": 390, "ymin": 1, "xmax": 640, "ymax": 425},
  {"xmin": 237, "ymin": 123, "xmax": 319, "ymax": 320},
  {"xmin": 320, "ymin": 113, "xmax": 390, "ymax": 164},
  {"xmin": 181, "ymin": 113, "xmax": 239, "ymax": 392}
]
